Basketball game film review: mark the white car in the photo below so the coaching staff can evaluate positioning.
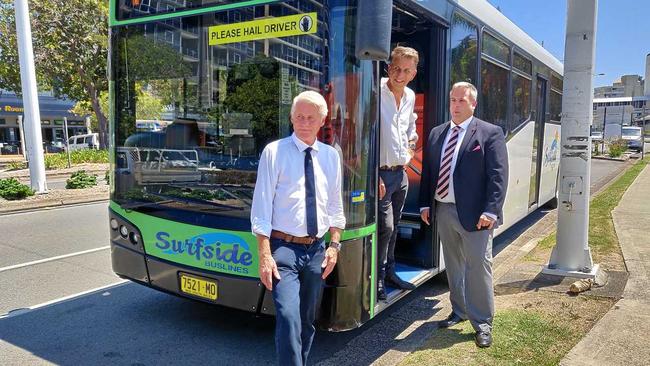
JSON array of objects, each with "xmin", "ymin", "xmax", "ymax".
[{"xmin": 65, "ymin": 133, "xmax": 99, "ymax": 152}]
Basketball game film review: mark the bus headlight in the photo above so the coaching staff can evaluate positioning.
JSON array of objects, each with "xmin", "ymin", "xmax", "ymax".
[
  {"xmin": 129, "ymin": 232, "xmax": 140, "ymax": 245},
  {"xmin": 119, "ymin": 225, "xmax": 129, "ymax": 238},
  {"xmin": 110, "ymin": 218, "xmax": 119, "ymax": 230}
]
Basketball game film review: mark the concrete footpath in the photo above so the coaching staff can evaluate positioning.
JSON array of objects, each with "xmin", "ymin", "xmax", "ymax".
[{"xmin": 561, "ymin": 164, "xmax": 650, "ymax": 366}]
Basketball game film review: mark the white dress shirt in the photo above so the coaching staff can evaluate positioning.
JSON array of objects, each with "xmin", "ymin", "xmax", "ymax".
[
  {"xmin": 251, "ymin": 133, "xmax": 346, "ymax": 238},
  {"xmin": 379, "ymin": 77, "xmax": 418, "ymax": 167},
  {"xmin": 421, "ymin": 116, "xmax": 497, "ymax": 221}
]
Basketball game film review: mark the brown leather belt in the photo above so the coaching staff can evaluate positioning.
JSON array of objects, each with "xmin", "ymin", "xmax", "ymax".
[
  {"xmin": 271, "ymin": 230, "xmax": 319, "ymax": 245},
  {"xmin": 379, "ymin": 165, "xmax": 404, "ymax": 171}
]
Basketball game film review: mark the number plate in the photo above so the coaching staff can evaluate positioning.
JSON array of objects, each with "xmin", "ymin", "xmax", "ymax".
[{"xmin": 179, "ymin": 273, "xmax": 218, "ymax": 301}]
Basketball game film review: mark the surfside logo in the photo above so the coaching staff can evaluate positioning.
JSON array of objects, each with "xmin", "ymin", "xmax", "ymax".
[{"xmin": 155, "ymin": 232, "xmax": 254, "ymax": 274}]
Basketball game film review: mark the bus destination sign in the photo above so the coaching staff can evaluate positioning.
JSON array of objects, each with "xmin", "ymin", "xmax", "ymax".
[{"xmin": 208, "ymin": 12, "xmax": 317, "ymax": 46}]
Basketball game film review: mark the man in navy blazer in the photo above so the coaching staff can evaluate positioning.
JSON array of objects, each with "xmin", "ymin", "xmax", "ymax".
[{"xmin": 419, "ymin": 82, "xmax": 508, "ymax": 348}]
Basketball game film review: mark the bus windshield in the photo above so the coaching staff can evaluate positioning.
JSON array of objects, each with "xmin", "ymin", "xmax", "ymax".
[{"xmin": 111, "ymin": 1, "xmax": 376, "ymax": 228}]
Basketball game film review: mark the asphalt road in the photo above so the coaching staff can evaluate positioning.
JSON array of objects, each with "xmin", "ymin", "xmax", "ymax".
[{"xmin": 0, "ymin": 158, "xmax": 633, "ymax": 365}]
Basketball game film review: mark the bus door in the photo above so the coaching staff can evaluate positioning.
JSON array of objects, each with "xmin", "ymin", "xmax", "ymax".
[
  {"xmin": 377, "ymin": 3, "xmax": 447, "ymax": 301},
  {"xmin": 529, "ymin": 76, "xmax": 548, "ymax": 208}
]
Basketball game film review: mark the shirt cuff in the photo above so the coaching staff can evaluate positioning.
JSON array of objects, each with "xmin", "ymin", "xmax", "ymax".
[
  {"xmin": 251, "ymin": 219, "xmax": 272, "ymax": 238},
  {"xmin": 482, "ymin": 212, "xmax": 498, "ymax": 222},
  {"xmin": 420, "ymin": 207, "xmax": 429, "ymax": 213}
]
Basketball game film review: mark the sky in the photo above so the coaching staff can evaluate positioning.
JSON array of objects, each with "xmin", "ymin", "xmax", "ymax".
[{"xmin": 487, "ymin": 0, "xmax": 650, "ymax": 88}]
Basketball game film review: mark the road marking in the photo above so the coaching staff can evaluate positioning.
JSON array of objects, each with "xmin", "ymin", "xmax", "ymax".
[
  {"xmin": 0, "ymin": 280, "xmax": 129, "ymax": 319},
  {"xmin": 0, "ymin": 246, "xmax": 110, "ymax": 273}
]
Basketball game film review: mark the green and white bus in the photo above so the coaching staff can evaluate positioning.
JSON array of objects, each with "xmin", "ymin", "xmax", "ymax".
[{"xmin": 108, "ymin": 0, "xmax": 563, "ymax": 331}]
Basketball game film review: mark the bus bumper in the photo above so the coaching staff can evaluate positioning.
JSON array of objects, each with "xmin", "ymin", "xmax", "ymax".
[
  {"xmin": 109, "ymin": 209, "xmax": 274, "ymax": 315},
  {"xmin": 111, "ymin": 241, "xmax": 272, "ymax": 314}
]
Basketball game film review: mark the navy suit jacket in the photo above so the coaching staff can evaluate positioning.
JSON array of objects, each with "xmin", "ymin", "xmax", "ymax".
[{"xmin": 418, "ymin": 117, "xmax": 509, "ymax": 232}]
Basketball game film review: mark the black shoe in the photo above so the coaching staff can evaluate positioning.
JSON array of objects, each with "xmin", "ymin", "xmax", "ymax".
[
  {"xmin": 438, "ymin": 313, "xmax": 466, "ymax": 328},
  {"xmin": 475, "ymin": 331, "xmax": 492, "ymax": 348},
  {"xmin": 385, "ymin": 272, "xmax": 416, "ymax": 290},
  {"xmin": 377, "ymin": 280, "xmax": 387, "ymax": 301}
]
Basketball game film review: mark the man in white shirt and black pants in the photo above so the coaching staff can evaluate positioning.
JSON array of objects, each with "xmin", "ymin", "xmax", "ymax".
[
  {"xmin": 377, "ymin": 46, "xmax": 419, "ymax": 300},
  {"xmin": 251, "ymin": 91, "xmax": 346, "ymax": 366}
]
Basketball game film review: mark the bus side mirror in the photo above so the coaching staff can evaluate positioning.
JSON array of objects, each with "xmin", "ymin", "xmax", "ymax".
[{"xmin": 355, "ymin": 0, "xmax": 393, "ymax": 60}]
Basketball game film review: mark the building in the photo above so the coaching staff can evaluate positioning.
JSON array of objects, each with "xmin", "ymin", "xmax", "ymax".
[
  {"xmin": 594, "ymin": 74, "xmax": 644, "ymax": 98},
  {"xmin": 0, "ymin": 90, "xmax": 89, "ymax": 155},
  {"xmin": 592, "ymin": 54, "xmax": 650, "ymax": 138}
]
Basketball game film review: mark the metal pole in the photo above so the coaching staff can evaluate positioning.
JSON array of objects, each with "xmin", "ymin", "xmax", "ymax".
[
  {"xmin": 544, "ymin": 0, "xmax": 599, "ymax": 279},
  {"xmin": 14, "ymin": 0, "xmax": 47, "ymax": 193},
  {"xmin": 18, "ymin": 115, "xmax": 27, "ymax": 160},
  {"xmin": 63, "ymin": 117, "xmax": 71, "ymax": 168}
]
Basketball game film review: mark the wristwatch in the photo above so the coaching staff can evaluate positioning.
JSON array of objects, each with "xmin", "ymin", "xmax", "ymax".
[{"xmin": 328, "ymin": 241, "xmax": 342, "ymax": 252}]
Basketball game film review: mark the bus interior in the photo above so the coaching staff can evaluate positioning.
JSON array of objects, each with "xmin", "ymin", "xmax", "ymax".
[{"xmin": 378, "ymin": 3, "xmax": 448, "ymax": 306}]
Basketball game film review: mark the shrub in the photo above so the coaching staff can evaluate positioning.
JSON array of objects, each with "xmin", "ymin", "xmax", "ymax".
[
  {"xmin": 0, "ymin": 178, "xmax": 34, "ymax": 200},
  {"xmin": 6, "ymin": 161, "xmax": 27, "ymax": 171},
  {"xmin": 66, "ymin": 170, "xmax": 98, "ymax": 189},
  {"xmin": 44, "ymin": 149, "xmax": 109, "ymax": 170},
  {"xmin": 608, "ymin": 139, "xmax": 627, "ymax": 158}
]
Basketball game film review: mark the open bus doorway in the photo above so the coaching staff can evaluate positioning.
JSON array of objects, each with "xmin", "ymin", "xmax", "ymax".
[{"xmin": 375, "ymin": 3, "xmax": 447, "ymax": 306}]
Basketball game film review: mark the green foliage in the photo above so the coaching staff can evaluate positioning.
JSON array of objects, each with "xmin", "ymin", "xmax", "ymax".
[
  {"xmin": 608, "ymin": 138, "xmax": 627, "ymax": 158},
  {"xmin": 0, "ymin": 0, "xmax": 109, "ymax": 146},
  {"xmin": 6, "ymin": 161, "xmax": 27, "ymax": 171},
  {"xmin": 72, "ymin": 83, "xmax": 166, "ymax": 133},
  {"xmin": 0, "ymin": 177, "xmax": 34, "ymax": 200},
  {"xmin": 404, "ymin": 309, "xmax": 576, "ymax": 366},
  {"xmin": 164, "ymin": 188, "xmax": 228, "ymax": 201},
  {"xmin": 526, "ymin": 158, "xmax": 649, "ymax": 263},
  {"xmin": 44, "ymin": 149, "xmax": 109, "ymax": 170},
  {"xmin": 66, "ymin": 170, "xmax": 97, "ymax": 189},
  {"xmin": 224, "ymin": 56, "xmax": 281, "ymax": 154}
]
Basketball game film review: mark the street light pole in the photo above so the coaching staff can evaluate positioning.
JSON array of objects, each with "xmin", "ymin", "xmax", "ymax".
[
  {"xmin": 14, "ymin": 0, "xmax": 47, "ymax": 193},
  {"xmin": 544, "ymin": 0, "xmax": 599, "ymax": 280}
]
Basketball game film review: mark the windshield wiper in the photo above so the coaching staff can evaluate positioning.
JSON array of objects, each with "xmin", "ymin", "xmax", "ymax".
[
  {"xmin": 146, "ymin": 192, "xmax": 245, "ymax": 212},
  {"xmin": 120, "ymin": 199, "xmax": 175, "ymax": 210}
]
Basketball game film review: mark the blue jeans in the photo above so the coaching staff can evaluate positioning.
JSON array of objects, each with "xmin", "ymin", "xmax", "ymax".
[{"xmin": 271, "ymin": 237, "xmax": 325, "ymax": 366}]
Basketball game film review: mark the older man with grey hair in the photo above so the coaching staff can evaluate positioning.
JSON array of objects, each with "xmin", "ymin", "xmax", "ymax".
[{"xmin": 251, "ymin": 90, "xmax": 346, "ymax": 365}]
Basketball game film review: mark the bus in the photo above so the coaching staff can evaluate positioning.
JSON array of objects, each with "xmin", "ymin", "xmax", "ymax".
[{"xmin": 108, "ymin": 0, "xmax": 562, "ymax": 331}]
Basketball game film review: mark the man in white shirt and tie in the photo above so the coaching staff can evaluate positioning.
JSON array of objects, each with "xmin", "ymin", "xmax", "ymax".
[
  {"xmin": 251, "ymin": 91, "xmax": 346, "ymax": 366},
  {"xmin": 377, "ymin": 46, "xmax": 419, "ymax": 300},
  {"xmin": 419, "ymin": 82, "xmax": 508, "ymax": 348}
]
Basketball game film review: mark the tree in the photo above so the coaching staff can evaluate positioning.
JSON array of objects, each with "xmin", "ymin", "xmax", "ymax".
[
  {"xmin": 0, "ymin": 0, "xmax": 110, "ymax": 147},
  {"xmin": 72, "ymin": 83, "xmax": 164, "ymax": 133},
  {"xmin": 224, "ymin": 56, "xmax": 281, "ymax": 153}
]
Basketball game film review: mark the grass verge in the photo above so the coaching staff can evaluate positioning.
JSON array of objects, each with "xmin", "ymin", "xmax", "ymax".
[
  {"xmin": 401, "ymin": 291, "xmax": 615, "ymax": 366},
  {"xmin": 525, "ymin": 157, "xmax": 649, "ymax": 265},
  {"xmin": 402, "ymin": 309, "xmax": 574, "ymax": 366}
]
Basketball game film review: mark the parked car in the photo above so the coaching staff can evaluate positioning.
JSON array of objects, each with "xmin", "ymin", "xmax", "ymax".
[
  {"xmin": 621, "ymin": 126, "xmax": 643, "ymax": 152},
  {"xmin": 64, "ymin": 133, "xmax": 99, "ymax": 152},
  {"xmin": 0, "ymin": 140, "xmax": 21, "ymax": 155},
  {"xmin": 591, "ymin": 130, "xmax": 603, "ymax": 142},
  {"xmin": 44, "ymin": 140, "xmax": 65, "ymax": 153}
]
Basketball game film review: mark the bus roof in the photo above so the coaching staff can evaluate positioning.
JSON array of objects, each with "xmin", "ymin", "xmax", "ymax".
[{"xmin": 456, "ymin": 0, "xmax": 564, "ymax": 76}]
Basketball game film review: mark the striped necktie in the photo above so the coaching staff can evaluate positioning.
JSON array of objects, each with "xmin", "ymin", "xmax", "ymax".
[{"xmin": 436, "ymin": 126, "xmax": 461, "ymax": 199}]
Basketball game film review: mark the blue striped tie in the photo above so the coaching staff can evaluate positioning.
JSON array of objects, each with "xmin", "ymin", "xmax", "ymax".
[
  {"xmin": 436, "ymin": 126, "xmax": 461, "ymax": 199},
  {"xmin": 304, "ymin": 147, "xmax": 318, "ymax": 237}
]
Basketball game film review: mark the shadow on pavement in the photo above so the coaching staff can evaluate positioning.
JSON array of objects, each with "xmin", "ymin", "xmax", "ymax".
[{"xmin": 0, "ymin": 279, "xmax": 447, "ymax": 366}]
